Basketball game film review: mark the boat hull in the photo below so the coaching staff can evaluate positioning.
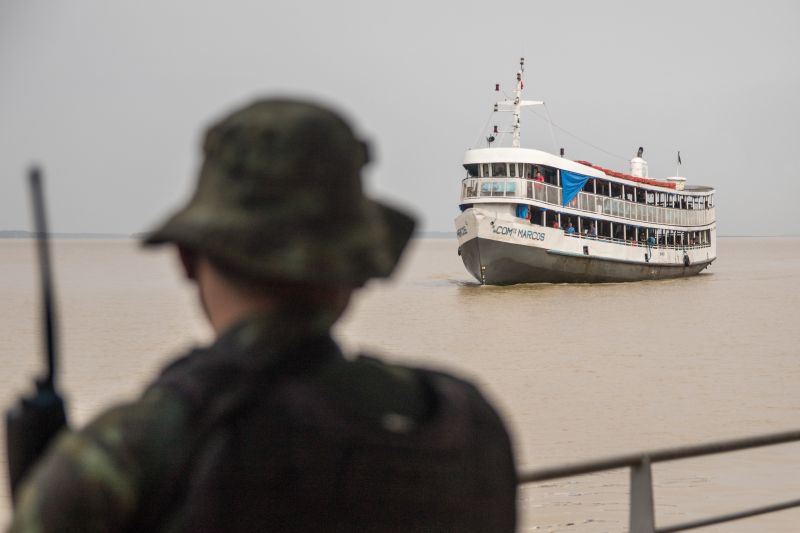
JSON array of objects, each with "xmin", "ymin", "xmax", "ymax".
[
  {"xmin": 455, "ymin": 208, "xmax": 715, "ymax": 285},
  {"xmin": 459, "ymin": 236, "xmax": 712, "ymax": 284}
]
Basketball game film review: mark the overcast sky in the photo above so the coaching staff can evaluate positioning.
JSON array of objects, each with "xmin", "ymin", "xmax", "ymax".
[{"xmin": 1, "ymin": 0, "xmax": 798, "ymax": 235}]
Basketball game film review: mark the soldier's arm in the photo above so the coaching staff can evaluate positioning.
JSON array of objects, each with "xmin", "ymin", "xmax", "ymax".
[{"xmin": 8, "ymin": 388, "xmax": 191, "ymax": 533}]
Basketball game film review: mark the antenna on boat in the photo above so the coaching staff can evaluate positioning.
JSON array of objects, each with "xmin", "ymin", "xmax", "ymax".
[
  {"xmin": 511, "ymin": 57, "xmax": 524, "ymax": 147},
  {"xmin": 493, "ymin": 57, "xmax": 543, "ymax": 148}
]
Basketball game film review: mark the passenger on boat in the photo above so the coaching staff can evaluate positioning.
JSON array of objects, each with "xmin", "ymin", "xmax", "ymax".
[
  {"xmin": 588, "ymin": 224, "xmax": 597, "ymax": 238},
  {"xmin": 565, "ymin": 222, "xmax": 575, "ymax": 234},
  {"xmin": 532, "ymin": 169, "xmax": 544, "ymax": 199},
  {"xmin": 552, "ymin": 220, "xmax": 560, "ymax": 230}
]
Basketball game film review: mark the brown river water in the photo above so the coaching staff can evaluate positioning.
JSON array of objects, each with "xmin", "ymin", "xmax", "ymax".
[{"xmin": 1, "ymin": 237, "xmax": 798, "ymax": 531}]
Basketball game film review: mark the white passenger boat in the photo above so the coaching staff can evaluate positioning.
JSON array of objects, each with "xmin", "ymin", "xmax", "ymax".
[{"xmin": 455, "ymin": 58, "xmax": 717, "ymax": 284}]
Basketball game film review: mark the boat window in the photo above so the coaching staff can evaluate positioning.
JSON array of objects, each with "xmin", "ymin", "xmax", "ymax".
[
  {"xmin": 481, "ymin": 163, "xmax": 489, "ymax": 177},
  {"xmin": 464, "ymin": 164, "xmax": 479, "ymax": 177},
  {"xmin": 492, "ymin": 163, "xmax": 506, "ymax": 176},
  {"xmin": 509, "ymin": 163, "xmax": 516, "ymax": 177},
  {"xmin": 465, "ymin": 179, "xmax": 478, "ymax": 197},
  {"xmin": 479, "ymin": 181, "xmax": 508, "ymax": 196}
]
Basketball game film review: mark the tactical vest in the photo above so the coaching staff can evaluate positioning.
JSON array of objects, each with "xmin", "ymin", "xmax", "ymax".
[{"xmin": 139, "ymin": 336, "xmax": 517, "ymax": 532}]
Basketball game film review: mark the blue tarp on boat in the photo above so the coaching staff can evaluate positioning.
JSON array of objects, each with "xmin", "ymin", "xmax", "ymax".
[{"xmin": 561, "ymin": 170, "xmax": 591, "ymax": 206}]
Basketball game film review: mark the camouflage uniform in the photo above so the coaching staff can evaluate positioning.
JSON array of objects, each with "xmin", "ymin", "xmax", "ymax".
[{"xmin": 8, "ymin": 99, "xmax": 517, "ymax": 532}]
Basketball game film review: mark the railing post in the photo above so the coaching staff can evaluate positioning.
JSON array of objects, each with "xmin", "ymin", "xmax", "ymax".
[{"xmin": 630, "ymin": 456, "xmax": 656, "ymax": 533}]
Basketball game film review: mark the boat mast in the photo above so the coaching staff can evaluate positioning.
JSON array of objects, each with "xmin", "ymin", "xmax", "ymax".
[
  {"xmin": 512, "ymin": 57, "xmax": 525, "ymax": 148},
  {"xmin": 494, "ymin": 57, "xmax": 543, "ymax": 148}
]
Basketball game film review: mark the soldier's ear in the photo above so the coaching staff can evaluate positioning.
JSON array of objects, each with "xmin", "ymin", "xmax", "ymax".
[{"xmin": 177, "ymin": 245, "xmax": 198, "ymax": 281}]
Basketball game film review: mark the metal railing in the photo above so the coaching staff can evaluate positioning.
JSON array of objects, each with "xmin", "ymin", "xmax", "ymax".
[
  {"xmin": 518, "ymin": 429, "xmax": 800, "ymax": 532},
  {"xmin": 461, "ymin": 178, "xmax": 716, "ymax": 228},
  {"xmin": 563, "ymin": 232, "xmax": 712, "ymax": 250}
]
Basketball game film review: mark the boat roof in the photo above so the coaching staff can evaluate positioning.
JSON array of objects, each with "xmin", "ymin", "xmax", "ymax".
[{"xmin": 464, "ymin": 148, "xmax": 606, "ymax": 178}]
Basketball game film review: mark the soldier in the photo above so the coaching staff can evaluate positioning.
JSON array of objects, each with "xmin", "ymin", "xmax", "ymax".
[{"xmin": 9, "ymin": 98, "xmax": 517, "ymax": 532}]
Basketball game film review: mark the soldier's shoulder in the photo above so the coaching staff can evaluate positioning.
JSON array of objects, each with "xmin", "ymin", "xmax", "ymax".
[
  {"xmin": 352, "ymin": 354, "xmax": 486, "ymax": 397},
  {"xmin": 312, "ymin": 352, "xmax": 501, "ymax": 427},
  {"xmin": 9, "ymin": 387, "xmax": 193, "ymax": 533},
  {"xmin": 357, "ymin": 354, "xmax": 512, "ymax": 428},
  {"xmin": 87, "ymin": 385, "xmax": 191, "ymax": 439}
]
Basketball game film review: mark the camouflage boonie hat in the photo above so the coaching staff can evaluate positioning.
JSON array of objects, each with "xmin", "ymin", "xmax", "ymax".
[{"xmin": 143, "ymin": 98, "xmax": 415, "ymax": 286}]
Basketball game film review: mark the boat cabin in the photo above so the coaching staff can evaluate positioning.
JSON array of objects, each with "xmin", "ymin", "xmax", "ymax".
[{"xmin": 460, "ymin": 151, "xmax": 715, "ymax": 252}]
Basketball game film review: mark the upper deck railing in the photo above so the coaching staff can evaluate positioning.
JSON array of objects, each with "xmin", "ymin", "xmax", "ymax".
[
  {"xmin": 461, "ymin": 178, "xmax": 716, "ymax": 228},
  {"xmin": 518, "ymin": 429, "xmax": 800, "ymax": 532}
]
